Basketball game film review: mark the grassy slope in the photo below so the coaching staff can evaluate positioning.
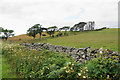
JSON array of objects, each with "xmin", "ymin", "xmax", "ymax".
[
  {"xmin": 8, "ymin": 28, "xmax": 118, "ymax": 51},
  {"xmin": 39, "ymin": 28, "xmax": 118, "ymax": 51},
  {"xmin": 8, "ymin": 32, "xmax": 59, "ymax": 41}
]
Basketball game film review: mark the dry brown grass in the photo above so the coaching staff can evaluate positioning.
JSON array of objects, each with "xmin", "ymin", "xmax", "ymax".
[
  {"xmin": 8, "ymin": 32, "xmax": 59, "ymax": 41},
  {"xmin": 8, "ymin": 32, "xmax": 48, "ymax": 41}
]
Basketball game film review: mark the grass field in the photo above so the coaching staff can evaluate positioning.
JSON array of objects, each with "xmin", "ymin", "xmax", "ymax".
[
  {"xmin": 7, "ymin": 28, "xmax": 118, "ymax": 52},
  {"xmin": 1, "ymin": 28, "xmax": 119, "ymax": 79},
  {"xmin": 43, "ymin": 28, "xmax": 118, "ymax": 52}
]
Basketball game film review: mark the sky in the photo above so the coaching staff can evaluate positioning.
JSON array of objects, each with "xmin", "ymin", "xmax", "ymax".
[{"xmin": 0, "ymin": 0, "xmax": 119, "ymax": 36}]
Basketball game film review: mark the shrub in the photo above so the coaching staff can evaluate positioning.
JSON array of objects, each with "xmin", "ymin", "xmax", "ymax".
[
  {"xmin": 86, "ymin": 56, "xmax": 120, "ymax": 79},
  {"xmin": 2, "ymin": 43, "xmax": 86, "ymax": 78},
  {"xmin": 2, "ymin": 43, "xmax": 120, "ymax": 79}
]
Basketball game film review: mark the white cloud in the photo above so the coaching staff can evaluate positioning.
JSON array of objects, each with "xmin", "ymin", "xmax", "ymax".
[{"xmin": 0, "ymin": 0, "xmax": 119, "ymax": 35}]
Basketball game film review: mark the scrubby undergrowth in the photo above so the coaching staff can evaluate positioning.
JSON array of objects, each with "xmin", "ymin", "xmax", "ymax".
[{"xmin": 2, "ymin": 43, "xmax": 120, "ymax": 79}]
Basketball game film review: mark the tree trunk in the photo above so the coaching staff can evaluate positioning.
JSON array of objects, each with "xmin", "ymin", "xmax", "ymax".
[
  {"xmin": 5, "ymin": 37, "xmax": 8, "ymax": 40},
  {"xmin": 39, "ymin": 33, "xmax": 42, "ymax": 38}
]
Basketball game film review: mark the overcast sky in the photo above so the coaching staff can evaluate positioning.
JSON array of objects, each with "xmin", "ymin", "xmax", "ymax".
[{"xmin": 0, "ymin": 0, "xmax": 119, "ymax": 35}]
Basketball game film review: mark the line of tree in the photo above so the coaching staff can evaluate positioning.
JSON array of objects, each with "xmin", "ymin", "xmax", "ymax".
[
  {"xmin": 0, "ymin": 27, "xmax": 14, "ymax": 40},
  {"xmin": 27, "ymin": 23, "xmax": 87, "ymax": 38}
]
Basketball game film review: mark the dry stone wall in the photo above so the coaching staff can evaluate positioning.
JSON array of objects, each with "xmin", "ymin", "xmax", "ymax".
[{"xmin": 22, "ymin": 43, "xmax": 120, "ymax": 63}]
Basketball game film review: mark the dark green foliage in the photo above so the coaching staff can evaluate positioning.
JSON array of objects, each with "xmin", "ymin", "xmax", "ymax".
[
  {"xmin": 27, "ymin": 24, "xmax": 39, "ymax": 38},
  {"xmin": 47, "ymin": 26, "xmax": 57, "ymax": 37},
  {"xmin": 27, "ymin": 24, "xmax": 47, "ymax": 38},
  {"xmin": 70, "ymin": 27, "xmax": 74, "ymax": 31},
  {"xmin": 86, "ymin": 56, "xmax": 120, "ymax": 79},
  {"xmin": 60, "ymin": 26, "xmax": 70, "ymax": 31},
  {"xmin": 1, "ymin": 27, "xmax": 14, "ymax": 40},
  {"xmin": 2, "ymin": 43, "xmax": 120, "ymax": 79},
  {"xmin": 59, "ymin": 26, "xmax": 70, "ymax": 35}
]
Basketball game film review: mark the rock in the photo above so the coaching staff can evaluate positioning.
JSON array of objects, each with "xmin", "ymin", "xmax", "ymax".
[
  {"xmin": 22, "ymin": 43, "xmax": 119, "ymax": 62},
  {"xmin": 82, "ymin": 55, "xmax": 85, "ymax": 59},
  {"xmin": 84, "ymin": 47, "xmax": 90, "ymax": 52},
  {"xmin": 99, "ymin": 47, "xmax": 103, "ymax": 53},
  {"xmin": 91, "ymin": 49, "xmax": 98, "ymax": 53}
]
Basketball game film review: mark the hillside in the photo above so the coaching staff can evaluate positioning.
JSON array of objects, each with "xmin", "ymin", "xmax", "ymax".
[
  {"xmin": 2, "ymin": 28, "xmax": 120, "ymax": 79},
  {"xmin": 8, "ymin": 28, "xmax": 118, "ymax": 52},
  {"xmin": 8, "ymin": 32, "xmax": 49, "ymax": 41}
]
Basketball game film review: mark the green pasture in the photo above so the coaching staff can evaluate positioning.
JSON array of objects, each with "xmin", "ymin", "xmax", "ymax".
[
  {"xmin": 7, "ymin": 28, "xmax": 118, "ymax": 52},
  {"xmin": 38, "ymin": 28, "xmax": 118, "ymax": 52}
]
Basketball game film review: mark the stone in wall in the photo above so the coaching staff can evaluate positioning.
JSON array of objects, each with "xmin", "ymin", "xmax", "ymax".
[{"xmin": 22, "ymin": 43, "xmax": 120, "ymax": 63}]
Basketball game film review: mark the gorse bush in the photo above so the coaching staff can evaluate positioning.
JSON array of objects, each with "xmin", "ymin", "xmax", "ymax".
[{"xmin": 2, "ymin": 43, "xmax": 120, "ymax": 79}]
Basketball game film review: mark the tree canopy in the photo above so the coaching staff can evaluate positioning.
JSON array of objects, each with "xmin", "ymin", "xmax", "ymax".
[
  {"xmin": 27, "ymin": 24, "xmax": 47, "ymax": 38},
  {"xmin": 47, "ymin": 26, "xmax": 58, "ymax": 37},
  {"xmin": 1, "ymin": 27, "xmax": 14, "ymax": 40}
]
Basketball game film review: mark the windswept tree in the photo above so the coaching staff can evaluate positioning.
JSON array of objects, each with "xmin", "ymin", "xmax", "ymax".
[
  {"xmin": 63, "ymin": 26, "xmax": 70, "ymax": 32},
  {"xmin": 60, "ymin": 26, "xmax": 70, "ymax": 35},
  {"xmin": 27, "ymin": 24, "xmax": 48, "ymax": 39},
  {"xmin": 70, "ymin": 27, "xmax": 74, "ymax": 31},
  {"xmin": 36, "ymin": 24, "xmax": 47, "ymax": 38},
  {"xmin": 1, "ymin": 28, "xmax": 14, "ymax": 40},
  {"xmin": 47, "ymin": 26, "xmax": 57, "ymax": 37},
  {"xmin": 27, "ymin": 24, "xmax": 38, "ymax": 39},
  {"xmin": 73, "ymin": 22, "xmax": 86, "ymax": 31}
]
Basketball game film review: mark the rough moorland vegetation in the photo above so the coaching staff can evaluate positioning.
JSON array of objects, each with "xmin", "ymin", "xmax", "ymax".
[{"xmin": 2, "ymin": 42, "xmax": 120, "ymax": 79}]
